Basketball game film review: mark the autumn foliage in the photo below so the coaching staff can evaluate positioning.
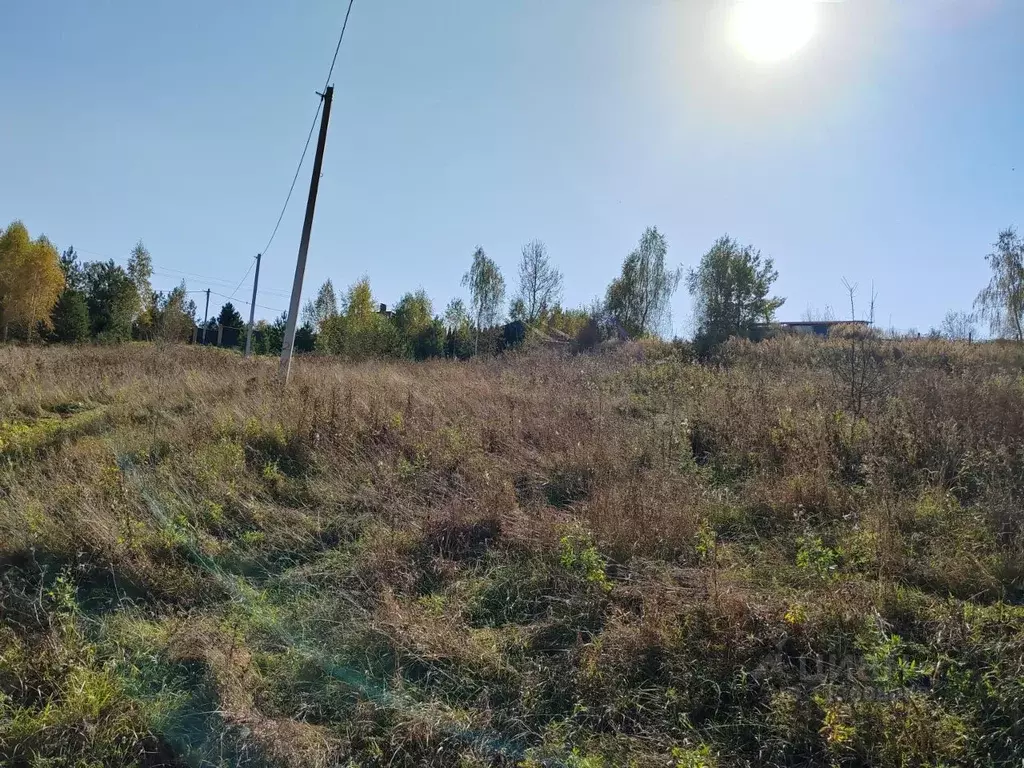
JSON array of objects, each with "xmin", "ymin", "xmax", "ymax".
[{"xmin": 0, "ymin": 221, "xmax": 65, "ymax": 340}]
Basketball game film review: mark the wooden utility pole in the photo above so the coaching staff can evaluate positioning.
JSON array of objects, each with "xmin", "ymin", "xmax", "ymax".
[
  {"xmin": 279, "ymin": 86, "xmax": 334, "ymax": 384},
  {"xmin": 244, "ymin": 253, "xmax": 262, "ymax": 357},
  {"xmin": 201, "ymin": 288, "xmax": 211, "ymax": 344}
]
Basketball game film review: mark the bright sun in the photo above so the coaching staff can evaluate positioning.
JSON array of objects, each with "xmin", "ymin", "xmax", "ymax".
[{"xmin": 729, "ymin": 0, "xmax": 817, "ymax": 63}]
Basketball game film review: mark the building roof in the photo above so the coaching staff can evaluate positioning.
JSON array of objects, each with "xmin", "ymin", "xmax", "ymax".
[{"xmin": 775, "ymin": 320, "xmax": 870, "ymax": 327}]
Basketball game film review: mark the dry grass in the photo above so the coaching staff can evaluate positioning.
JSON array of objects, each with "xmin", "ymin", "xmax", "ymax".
[{"xmin": 1, "ymin": 338, "xmax": 1023, "ymax": 767}]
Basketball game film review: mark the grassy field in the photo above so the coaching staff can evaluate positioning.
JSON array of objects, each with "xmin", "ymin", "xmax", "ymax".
[{"xmin": 1, "ymin": 338, "xmax": 1023, "ymax": 767}]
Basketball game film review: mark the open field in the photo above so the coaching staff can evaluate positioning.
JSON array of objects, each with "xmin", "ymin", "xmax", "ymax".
[{"xmin": 2, "ymin": 339, "xmax": 1024, "ymax": 767}]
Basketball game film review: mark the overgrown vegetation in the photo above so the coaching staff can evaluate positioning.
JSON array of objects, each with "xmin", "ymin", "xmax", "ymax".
[
  {"xmin": 2, "ymin": 337, "xmax": 1023, "ymax": 767},
  {"xmin": 7, "ymin": 217, "xmax": 1021, "ymax": 368}
]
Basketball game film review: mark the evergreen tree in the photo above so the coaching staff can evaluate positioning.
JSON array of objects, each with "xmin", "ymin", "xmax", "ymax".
[
  {"xmin": 412, "ymin": 319, "xmax": 446, "ymax": 360},
  {"xmin": 60, "ymin": 246, "xmax": 85, "ymax": 291},
  {"xmin": 253, "ymin": 313, "xmax": 287, "ymax": 355},
  {"xmin": 83, "ymin": 261, "xmax": 138, "ymax": 342},
  {"xmin": 216, "ymin": 302, "xmax": 244, "ymax": 329},
  {"xmin": 295, "ymin": 323, "xmax": 317, "ymax": 353},
  {"xmin": 687, "ymin": 235, "xmax": 785, "ymax": 353},
  {"xmin": 442, "ymin": 298, "xmax": 474, "ymax": 358},
  {"xmin": 51, "ymin": 289, "xmax": 90, "ymax": 343}
]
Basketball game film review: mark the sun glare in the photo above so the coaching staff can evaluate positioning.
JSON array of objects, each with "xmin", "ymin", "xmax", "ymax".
[{"xmin": 729, "ymin": 0, "xmax": 817, "ymax": 63}]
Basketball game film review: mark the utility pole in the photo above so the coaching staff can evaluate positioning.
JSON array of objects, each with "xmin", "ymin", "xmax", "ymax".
[
  {"xmin": 201, "ymin": 288, "xmax": 211, "ymax": 344},
  {"xmin": 244, "ymin": 253, "xmax": 262, "ymax": 358},
  {"xmin": 279, "ymin": 86, "xmax": 334, "ymax": 384}
]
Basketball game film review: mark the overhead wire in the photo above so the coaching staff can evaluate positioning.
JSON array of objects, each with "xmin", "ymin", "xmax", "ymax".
[
  {"xmin": 215, "ymin": 0, "xmax": 357, "ymax": 322},
  {"xmin": 73, "ymin": 247, "xmax": 289, "ymax": 298},
  {"xmin": 257, "ymin": 0, "xmax": 356, "ymax": 260},
  {"xmin": 154, "ymin": 265, "xmax": 288, "ymax": 297},
  {"xmin": 152, "ymin": 269, "xmax": 290, "ymax": 297},
  {"xmin": 209, "ymin": 291, "xmax": 287, "ymax": 315},
  {"xmin": 75, "ymin": 1, "xmax": 359, "ymax": 323},
  {"xmin": 322, "ymin": 0, "xmax": 356, "ymax": 92},
  {"xmin": 166, "ymin": 274, "xmax": 290, "ymax": 300},
  {"xmin": 258, "ymin": 111, "xmax": 320, "ymax": 260},
  {"xmin": 78, "ymin": 250, "xmax": 232, "ymax": 287},
  {"xmin": 224, "ymin": 256, "xmax": 258, "ymax": 305}
]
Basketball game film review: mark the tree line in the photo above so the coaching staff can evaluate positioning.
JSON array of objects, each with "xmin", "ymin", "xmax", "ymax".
[
  {"xmin": 0, "ymin": 221, "xmax": 196, "ymax": 344},
  {"xmin": 252, "ymin": 226, "xmax": 786, "ymax": 360},
  {"xmin": 3, "ymin": 217, "xmax": 1022, "ymax": 357}
]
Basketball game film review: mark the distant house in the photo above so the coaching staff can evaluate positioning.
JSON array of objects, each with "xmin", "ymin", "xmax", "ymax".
[{"xmin": 756, "ymin": 320, "xmax": 871, "ymax": 338}]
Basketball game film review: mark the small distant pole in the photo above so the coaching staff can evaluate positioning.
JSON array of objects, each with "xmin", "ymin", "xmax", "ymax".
[
  {"xmin": 244, "ymin": 253, "xmax": 262, "ymax": 358},
  {"xmin": 201, "ymin": 288, "xmax": 211, "ymax": 344},
  {"xmin": 280, "ymin": 85, "xmax": 334, "ymax": 385}
]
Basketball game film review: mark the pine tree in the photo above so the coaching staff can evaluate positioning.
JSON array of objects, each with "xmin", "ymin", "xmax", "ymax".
[
  {"xmin": 51, "ymin": 290, "xmax": 90, "ymax": 343},
  {"xmin": 687, "ymin": 235, "xmax": 785, "ymax": 353},
  {"xmin": 83, "ymin": 261, "xmax": 138, "ymax": 342},
  {"xmin": 216, "ymin": 302, "xmax": 244, "ymax": 330}
]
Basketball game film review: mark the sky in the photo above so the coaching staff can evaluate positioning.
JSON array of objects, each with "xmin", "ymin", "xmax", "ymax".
[{"xmin": 2, "ymin": 0, "xmax": 1022, "ymax": 334}]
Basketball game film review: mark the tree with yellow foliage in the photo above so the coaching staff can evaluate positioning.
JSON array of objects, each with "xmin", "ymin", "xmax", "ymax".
[
  {"xmin": 318, "ymin": 277, "xmax": 401, "ymax": 359},
  {"xmin": 0, "ymin": 221, "xmax": 66, "ymax": 341}
]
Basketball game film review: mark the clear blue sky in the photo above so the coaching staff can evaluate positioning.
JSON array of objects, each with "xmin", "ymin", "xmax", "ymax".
[{"xmin": 2, "ymin": 0, "xmax": 1021, "ymax": 333}]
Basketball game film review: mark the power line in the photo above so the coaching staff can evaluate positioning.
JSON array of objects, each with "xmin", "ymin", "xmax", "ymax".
[
  {"xmin": 216, "ymin": 0, "xmax": 358, "ymax": 321},
  {"xmin": 77, "ymin": 250, "xmax": 234, "ymax": 287},
  {"xmin": 209, "ymin": 290, "xmax": 287, "ymax": 315},
  {"xmin": 258, "ymin": 0, "xmax": 356, "ymax": 259},
  {"xmin": 71, "ymin": 1, "xmax": 359, "ymax": 325},
  {"xmin": 154, "ymin": 265, "xmax": 288, "ymax": 296},
  {"xmin": 75, "ymin": 247, "xmax": 245, "ymax": 288},
  {"xmin": 322, "ymin": 0, "xmax": 357, "ymax": 92},
  {"xmin": 151, "ymin": 269, "xmax": 287, "ymax": 296},
  {"xmin": 225, "ymin": 256, "xmax": 258, "ymax": 304},
  {"xmin": 159, "ymin": 270, "xmax": 289, "ymax": 299},
  {"xmin": 72, "ymin": 246, "xmax": 290, "ymax": 300},
  {"xmin": 150, "ymin": 269, "xmax": 239, "ymax": 289},
  {"xmin": 259, "ymin": 108, "xmax": 321, "ymax": 259}
]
